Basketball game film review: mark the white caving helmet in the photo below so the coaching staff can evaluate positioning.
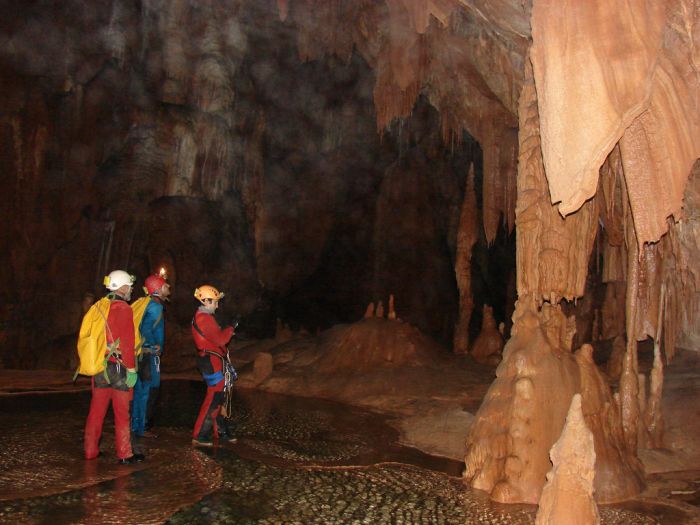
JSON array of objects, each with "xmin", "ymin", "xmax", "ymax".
[{"xmin": 104, "ymin": 270, "xmax": 135, "ymax": 291}]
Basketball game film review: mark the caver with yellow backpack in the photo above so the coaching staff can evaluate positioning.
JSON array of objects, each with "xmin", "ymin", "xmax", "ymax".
[{"xmin": 79, "ymin": 270, "xmax": 145, "ymax": 465}]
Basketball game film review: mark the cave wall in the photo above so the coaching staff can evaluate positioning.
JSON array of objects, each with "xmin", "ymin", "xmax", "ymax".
[{"xmin": 0, "ymin": 0, "xmax": 491, "ymax": 366}]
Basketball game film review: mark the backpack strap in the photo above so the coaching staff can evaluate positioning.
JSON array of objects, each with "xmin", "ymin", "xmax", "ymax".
[{"xmin": 191, "ymin": 316, "xmax": 227, "ymax": 354}]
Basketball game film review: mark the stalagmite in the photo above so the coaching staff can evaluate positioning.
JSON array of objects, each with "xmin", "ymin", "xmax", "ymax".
[
  {"xmin": 388, "ymin": 294, "xmax": 396, "ymax": 320},
  {"xmin": 637, "ymin": 373, "xmax": 650, "ymax": 449},
  {"xmin": 375, "ymin": 300, "xmax": 384, "ymax": 318},
  {"xmin": 453, "ymin": 164, "xmax": 478, "ymax": 354},
  {"xmin": 470, "ymin": 305, "xmax": 504, "ymax": 365},
  {"xmin": 575, "ymin": 344, "xmax": 645, "ymax": 501},
  {"xmin": 606, "ymin": 335, "xmax": 625, "ymax": 381},
  {"xmin": 535, "ymin": 394, "xmax": 600, "ymax": 525},
  {"xmin": 645, "ymin": 283, "xmax": 666, "ymax": 449},
  {"xmin": 619, "ymin": 186, "xmax": 640, "ymax": 453},
  {"xmin": 364, "ymin": 302, "xmax": 375, "ymax": 319},
  {"xmin": 464, "ymin": 299, "xmax": 580, "ymax": 504}
]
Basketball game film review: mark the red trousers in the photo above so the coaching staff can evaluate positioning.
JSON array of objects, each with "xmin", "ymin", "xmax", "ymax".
[
  {"xmin": 84, "ymin": 381, "xmax": 133, "ymax": 460},
  {"xmin": 193, "ymin": 381, "xmax": 225, "ymax": 441}
]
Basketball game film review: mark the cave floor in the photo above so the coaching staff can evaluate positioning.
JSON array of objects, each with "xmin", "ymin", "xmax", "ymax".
[{"xmin": 0, "ymin": 378, "xmax": 698, "ymax": 524}]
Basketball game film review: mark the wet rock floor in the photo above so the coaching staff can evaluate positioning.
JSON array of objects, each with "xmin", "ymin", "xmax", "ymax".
[{"xmin": 0, "ymin": 380, "xmax": 693, "ymax": 524}]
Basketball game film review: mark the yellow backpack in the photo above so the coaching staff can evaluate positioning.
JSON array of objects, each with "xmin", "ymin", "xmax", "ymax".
[
  {"xmin": 130, "ymin": 296, "xmax": 153, "ymax": 356},
  {"xmin": 75, "ymin": 297, "xmax": 112, "ymax": 378}
]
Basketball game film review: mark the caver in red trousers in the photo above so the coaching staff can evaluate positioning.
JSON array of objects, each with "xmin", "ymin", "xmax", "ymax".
[
  {"xmin": 84, "ymin": 297, "xmax": 135, "ymax": 460},
  {"xmin": 192, "ymin": 378, "xmax": 226, "ymax": 441},
  {"xmin": 84, "ymin": 376, "xmax": 132, "ymax": 460}
]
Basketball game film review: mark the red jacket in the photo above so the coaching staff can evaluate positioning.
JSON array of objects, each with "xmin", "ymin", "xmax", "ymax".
[
  {"xmin": 106, "ymin": 299, "xmax": 135, "ymax": 368},
  {"xmin": 192, "ymin": 310, "xmax": 233, "ymax": 357}
]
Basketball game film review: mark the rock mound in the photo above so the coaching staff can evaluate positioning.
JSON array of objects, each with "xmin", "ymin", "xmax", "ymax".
[{"xmin": 315, "ymin": 318, "xmax": 442, "ymax": 373}]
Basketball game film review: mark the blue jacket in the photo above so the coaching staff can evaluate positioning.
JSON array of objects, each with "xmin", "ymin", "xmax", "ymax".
[{"xmin": 140, "ymin": 298, "xmax": 165, "ymax": 351}]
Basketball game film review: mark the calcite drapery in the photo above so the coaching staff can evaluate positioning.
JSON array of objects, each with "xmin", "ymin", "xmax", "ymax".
[
  {"xmin": 531, "ymin": 0, "xmax": 700, "ymax": 249},
  {"xmin": 530, "ymin": 0, "xmax": 666, "ymax": 217}
]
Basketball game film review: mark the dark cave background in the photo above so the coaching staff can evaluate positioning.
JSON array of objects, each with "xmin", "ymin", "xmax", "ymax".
[{"xmin": 0, "ymin": 0, "xmax": 516, "ymax": 368}]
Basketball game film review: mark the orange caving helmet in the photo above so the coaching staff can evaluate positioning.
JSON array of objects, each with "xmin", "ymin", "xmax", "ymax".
[{"xmin": 194, "ymin": 285, "xmax": 225, "ymax": 304}]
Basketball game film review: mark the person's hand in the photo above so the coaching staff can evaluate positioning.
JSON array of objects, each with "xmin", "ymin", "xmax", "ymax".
[{"xmin": 126, "ymin": 368, "xmax": 138, "ymax": 388}]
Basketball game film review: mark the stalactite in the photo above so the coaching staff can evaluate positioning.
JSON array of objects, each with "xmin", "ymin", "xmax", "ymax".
[
  {"xmin": 159, "ymin": 0, "xmax": 190, "ymax": 104},
  {"xmin": 276, "ymin": 0, "xmax": 289, "ymax": 22},
  {"xmin": 606, "ymin": 335, "xmax": 625, "ymax": 381},
  {"xmin": 483, "ymin": 127, "xmax": 518, "ymax": 243},
  {"xmin": 192, "ymin": 25, "xmax": 234, "ymax": 113},
  {"xmin": 453, "ymin": 163, "xmax": 477, "ymax": 354},
  {"xmin": 241, "ymin": 110, "xmax": 266, "ymax": 245}
]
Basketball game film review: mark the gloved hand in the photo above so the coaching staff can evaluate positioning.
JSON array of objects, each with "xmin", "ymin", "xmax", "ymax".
[{"xmin": 126, "ymin": 368, "xmax": 138, "ymax": 388}]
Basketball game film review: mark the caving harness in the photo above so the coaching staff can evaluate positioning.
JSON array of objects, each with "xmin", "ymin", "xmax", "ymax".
[{"xmin": 191, "ymin": 316, "xmax": 238, "ymax": 418}]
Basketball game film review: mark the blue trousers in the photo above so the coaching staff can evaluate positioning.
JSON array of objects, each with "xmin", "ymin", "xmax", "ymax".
[{"xmin": 131, "ymin": 354, "xmax": 161, "ymax": 435}]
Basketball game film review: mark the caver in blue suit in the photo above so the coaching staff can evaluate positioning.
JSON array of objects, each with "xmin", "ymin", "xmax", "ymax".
[{"xmin": 132, "ymin": 297, "xmax": 164, "ymax": 437}]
